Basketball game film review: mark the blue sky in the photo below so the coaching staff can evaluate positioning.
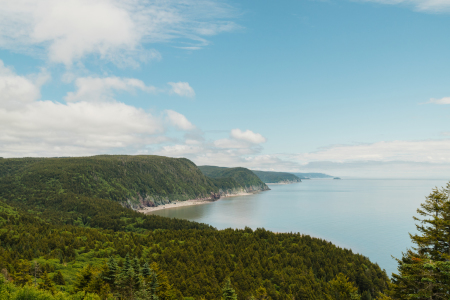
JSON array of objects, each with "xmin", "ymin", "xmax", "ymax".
[{"xmin": 1, "ymin": 0, "xmax": 450, "ymax": 178}]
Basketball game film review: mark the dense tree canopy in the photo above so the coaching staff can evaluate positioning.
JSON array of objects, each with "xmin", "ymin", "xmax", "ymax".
[{"xmin": 0, "ymin": 155, "xmax": 395, "ymax": 299}]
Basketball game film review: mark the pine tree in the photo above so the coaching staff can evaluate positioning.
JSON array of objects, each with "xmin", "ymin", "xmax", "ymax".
[
  {"xmin": 103, "ymin": 256, "xmax": 118, "ymax": 287},
  {"xmin": 38, "ymin": 271, "xmax": 56, "ymax": 294},
  {"xmin": 75, "ymin": 264, "xmax": 95, "ymax": 292},
  {"xmin": 392, "ymin": 184, "xmax": 450, "ymax": 300},
  {"xmin": 142, "ymin": 262, "xmax": 152, "ymax": 278},
  {"xmin": 222, "ymin": 278, "xmax": 237, "ymax": 300},
  {"xmin": 53, "ymin": 270, "xmax": 65, "ymax": 285},
  {"xmin": 117, "ymin": 254, "xmax": 141, "ymax": 299},
  {"xmin": 327, "ymin": 273, "xmax": 360, "ymax": 300},
  {"xmin": 12, "ymin": 259, "xmax": 32, "ymax": 286},
  {"xmin": 133, "ymin": 257, "xmax": 141, "ymax": 275}
]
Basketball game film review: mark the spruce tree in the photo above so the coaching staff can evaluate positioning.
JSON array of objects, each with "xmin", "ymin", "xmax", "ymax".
[
  {"xmin": 142, "ymin": 262, "xmax": 152, "ymax": 278},
  {"xmin": 117, "ymin": 254, "xmax": 141, "ymax": 299},
  {"xmin": 392, "ymin": 184, "xmax": 450, "ymax": 300},
  {"xmin": 53, "ymin": 270, "xmax": 65, "ymax": 285},
  {"xmin": 133, "ymin": 257, "xmax": 141, "ymax": 275},
  {"xmin": 38, "ymin": 271, "xmax": 56, "ymax": 294},
  {"xmin": 103, "ymin": 256, "xmax": 118, "ymax": 287},
  {"xmin": 75, "ymin": 264, "xmax": 95, "ymax": 292},
  {"xmin": 222, "ymin": 278, "xmax": 237, "ymax": 300}
]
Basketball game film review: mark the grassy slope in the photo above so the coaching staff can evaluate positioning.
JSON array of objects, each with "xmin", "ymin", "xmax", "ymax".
[{"xmin": 251, "ymin": 170, "xmax": 301, "ymax": 183}]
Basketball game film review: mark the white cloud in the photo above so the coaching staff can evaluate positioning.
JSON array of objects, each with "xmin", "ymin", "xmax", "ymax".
[
  {"xmin": 165, "ymin": 110, "xmax": 196, "ymax": 130},
  {"xmin": 0, "ymin": 0, "xmax": 239, "ymax": 66},
  {"xmin": 168, "ymin": 82, "xmax": 195, "ymax": 98},
  {"xmin": 293, "ymin": 139, "xmax": 450, "ymax": 163},
  {"xmin": 231, "ymin": 129, "xmax": 266, "ymax": 144},
  {"xmin": 428, "ymin": 97, "xmax": 450, "ymax": 104},
  {"xmin": 65, "ymin": 76, "xmax": 157, "ymax": 102},
  {"xmin": 358, "ymin": 0, "xmax": 450, "ymax": 12},
  {"xmin": 0, "ymin": 60, "xmax": 203, "ymax": 157}
]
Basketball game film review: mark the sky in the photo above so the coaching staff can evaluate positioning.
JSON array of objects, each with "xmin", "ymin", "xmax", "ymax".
[{"xmin": 1, "ymin": 0, "xmax": 450, "ymax": 178}]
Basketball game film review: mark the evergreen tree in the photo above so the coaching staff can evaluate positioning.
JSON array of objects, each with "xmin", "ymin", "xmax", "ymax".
[
  {"xmin": 38, "ymin": 271, "xmax": 56, "ymax": 294},
  {"xmin": 327, "ymin": 273, "xmax": 360, "ymax": 300},
  {"xmin": 133, "ymin": 257, "xmax": 141, "ymax": 275},
  {"xmin": 75, "ymin": 264, "xmax": 95, "ymax": 292},
  {"xmin": 12, "ymin": 259, "xmax": 32, "ymax": 286},
  {"xmin": 117, "ymin": 255, "xmax": 141, "ymax": 299},
  {"xmin": 222, "ymin": 278, "xmax": 237, "ymax": 300},
  {"xmin": 53, "ymin": 270, "xmax": 65, "ymax": 285},
  {"xmin": 142, "ymin": 262, "xmax": 152, "ymax": 278},
  {"xmin": 102, "ymin": 256, "xmax": 118, "ymax": 287},
  {"xmin": 411, "ymin": 184, "xmax": 450, "ymax": 258},
  {"xmin": 392, "ymin": 184, "xmax": 450, "ymax": 300}
]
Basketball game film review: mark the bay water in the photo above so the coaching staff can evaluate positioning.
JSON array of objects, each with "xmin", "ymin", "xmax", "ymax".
[{"xmin": 151, "ymin": 179, "xmax": 448, "ymax": 276}]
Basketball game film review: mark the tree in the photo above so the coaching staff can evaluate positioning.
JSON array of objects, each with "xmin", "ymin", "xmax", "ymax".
[
  {"xmin": 75, "ymin": 264, "xmax": 95, "ymax": 292},
  {"xmin": 117, "ymin": 254, "xmax": 141, "ymax": 299},
  {"xmin": 327, "ymin": 273, "xmax": 360, "ymax": 300},
  {"xmin": 39, "ymin": 271, "xmax": 56, "ymax": 294},
  {"xmin": 142, "ymin": 262, "xmax": 152, "ymax": 278},
  {"xmin": 53, "ymin": 270, "xmax": 65, "ymax": 285},
  {"xmin": 222, "ymin": 278, "xmax": 237, "ymax": 300},
  {"xmin": 392, "ymin": 183, "xmax": 450, "ymax": 300},
  {"xmin": 12, "ymin": 259, "xmax": 32, "ymax": 286},
  {"xmin": 102, "ymin": 256, "xmax": 119, "ymax": 287}
]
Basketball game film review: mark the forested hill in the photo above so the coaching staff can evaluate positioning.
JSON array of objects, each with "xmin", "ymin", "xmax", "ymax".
[
  {"xmin": 198, "ymin": 165, "xmax": 269, "ymax": 193},
  {"xmin": 0, "ymin": 156, "xmax": 392, "ymax": 299},
  {"xmin": 294, "ymin": 172, "xmax": 334, "ymax": 179},
  {"xmin": 0, "ymin": 198, "xmax": 390, "ymax": 299},
  {"xmin": 251, "ymin": 170, "xmax": 301, "ymax": 183},
  {"xmin": 0, "ymin": 155, "xmax": 268, "ymax": 210}
]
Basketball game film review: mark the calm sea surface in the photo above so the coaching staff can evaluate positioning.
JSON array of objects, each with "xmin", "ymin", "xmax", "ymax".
[{"xmin": 151, "ymin": 179, "xmax": 448, "ymax": 277}]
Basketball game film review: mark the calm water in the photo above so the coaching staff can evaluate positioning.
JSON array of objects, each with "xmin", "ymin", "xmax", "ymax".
[{"xmin": 152, "ymin": 179, "xmax": 448, "ymax": 276}]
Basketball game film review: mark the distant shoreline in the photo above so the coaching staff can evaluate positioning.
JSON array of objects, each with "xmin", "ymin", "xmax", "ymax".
[
  {"xmin": 266, "ymin": 181, "xmax": 301, "ymax": 185},
  {"xmin": 139, "ymin": 192, "xmax": 256, "ymax": 214}
]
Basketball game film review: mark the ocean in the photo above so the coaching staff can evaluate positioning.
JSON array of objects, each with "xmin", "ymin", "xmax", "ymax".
[{"xmin": 151, "ymin": 179, "xmax": 449, "ymax": 276}]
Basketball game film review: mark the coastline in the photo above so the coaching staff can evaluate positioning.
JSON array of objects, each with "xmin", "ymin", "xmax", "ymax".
[
  {"xmin": 266, "ymin": 181, "xmax": 301, "ymax": 185},
  {"xmin": 139, "ymin": 191, "xmax": 256, "ymax": 214}
]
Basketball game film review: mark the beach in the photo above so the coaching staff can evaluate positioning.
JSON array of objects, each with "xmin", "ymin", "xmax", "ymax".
[{"xmin": 139, "ymin": 192, "xmax": 255, "ymax": 214}]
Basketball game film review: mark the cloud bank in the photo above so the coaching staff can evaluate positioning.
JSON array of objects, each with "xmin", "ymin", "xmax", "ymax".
[
  {"xmin": 0, "ymin": 0, "xmax": 240, "ymax": 66},
  {"xmin": 0, "ymin": 60, "xmax": 195, "ymax": 157},
  {"xmin": 359, "ymin": 0, "xmax": 450, "ymax": 12}
]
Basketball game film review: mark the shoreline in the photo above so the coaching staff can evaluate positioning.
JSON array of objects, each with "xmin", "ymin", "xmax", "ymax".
[
  {"xmin": 139, "ymin": 192, "xmax": 256, "ymax": 214},
  {"xmin": 266, "ymin": 181, "xmax": 301, "ymax": 185}
]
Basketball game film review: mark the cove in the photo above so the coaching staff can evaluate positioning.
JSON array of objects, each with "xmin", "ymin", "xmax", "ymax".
[{"xmin": 151, "ymin": 179, "xmax": 448, "ymax": 276}]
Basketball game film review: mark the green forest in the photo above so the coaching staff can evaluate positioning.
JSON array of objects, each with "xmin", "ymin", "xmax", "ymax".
[
  {"xmin": 0, "ymin": 156, "xmax": 266, "ymax": 210},
  {"xmin": 197, "ymin": 166, "xmax": 269, "ymax": 191},
  {"xmin": 250, "ymin": 171, "xmax": 301, "ymax": 184},
  {"xmin": 0, "ymin": 156, "xmax": 448, "ymax": 300}
]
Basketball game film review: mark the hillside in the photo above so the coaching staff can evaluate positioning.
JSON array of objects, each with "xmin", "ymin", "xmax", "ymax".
[
  {"xmin": 251, "ymin": 170, "xmax": 301, "ymax": 184},
  {"xmin": 198, "ymin": 165, "xmax": 269, "ymax": 193},
  {"xmin": 0, "ymin": 156, "xmax": 391, "ymax": 299},
  {"xmin": 0, "ymin": 198, "xmax": 390, "ymax": 299},
  {"xmin": 0, "ymin": 155, "xmax": 265, "ymax": 210},
  {"xmin": 294, "ymin": 172, "xmax": 334, "ymax": 179}
]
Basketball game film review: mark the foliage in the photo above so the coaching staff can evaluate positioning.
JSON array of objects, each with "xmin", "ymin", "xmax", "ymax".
[
  {"xmin": 392, "ymin": 183, "xmax": 450, "ymax": 300},
  {"xmin": 251, "ymin": 171, "xmax": 301, "ymax": 184},
  {"xmin": 0, "ymin": 155, "xmax": 393, "ymax": 299},
  {"xmin": 0, "ymin": 155, "xmax": 244, "ymax": 208},
  {"xmin": 198, "ymin": 166, "xmax": 269, "ymax": 191}
]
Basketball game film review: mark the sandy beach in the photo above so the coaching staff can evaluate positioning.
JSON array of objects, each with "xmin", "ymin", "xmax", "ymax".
[{"xmin": 139, "ymin": 192, "xmax": 255, "ymax": 214}]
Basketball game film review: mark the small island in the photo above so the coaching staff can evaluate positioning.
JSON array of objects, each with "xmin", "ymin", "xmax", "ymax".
[{"xmin": 333, "ymin": 177, "xmax": 341, "ymax": 180}]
